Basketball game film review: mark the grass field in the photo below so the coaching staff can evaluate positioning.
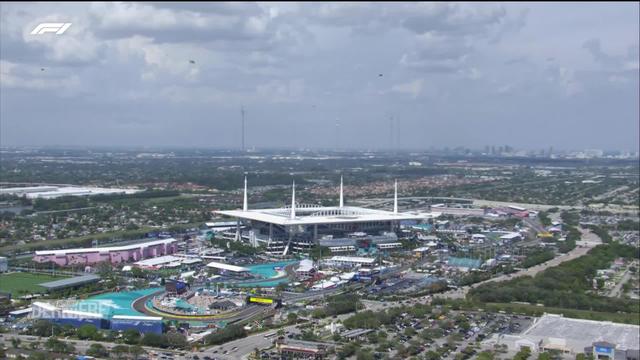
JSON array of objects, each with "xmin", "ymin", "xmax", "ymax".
[{"xmin": 0, "ymin": 272, "xmax": 69, "ymax": 296}]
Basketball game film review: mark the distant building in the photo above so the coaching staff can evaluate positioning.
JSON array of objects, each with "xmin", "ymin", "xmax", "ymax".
[
  {"xmin": 295, "ymin": 259, "xmax": 316, "ymax": 278},
  {"xmin": 0, "ymin": 186, "xmax": 141, "ymax": 199},
  {"xmin": 32, "ymin": 238, "xmax": 178, "ymax": 266},
  {"xmin": 323, "ymin": 256, "xmax": 376, "ymax": 268},
  {"xmin": 276, "ymin": 339, "xmax": 334, "ymax": 359},
  {"xmin": 413, "ymin": 247, "xmax": 431, "ymax": 258},
  {"xmin": 0, "ymin": 256, "xmax": 8, "ymax": 272}
]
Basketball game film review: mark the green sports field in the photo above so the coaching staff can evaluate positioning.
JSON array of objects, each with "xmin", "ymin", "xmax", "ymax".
[{"xmin": 0, "ymin": 272, "xmax": 69, "ymax": 296}]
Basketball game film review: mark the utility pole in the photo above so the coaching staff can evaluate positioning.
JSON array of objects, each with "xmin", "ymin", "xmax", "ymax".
[
  {"xmin": 241, "ymin": 106, "xmax": 246, "ymax": 152},
  {"xmin": 389, "ymin": 116, "xmax": 393, "ymax": 151},
  {"xmin": 335, "ymin": 119, "xmax": 340, "ymax": 151}
]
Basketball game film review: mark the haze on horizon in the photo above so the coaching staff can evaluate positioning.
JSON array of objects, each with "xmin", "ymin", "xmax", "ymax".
[{"xmin": 1, "ymin": 2, "xmax": 638, "ymax": 152}]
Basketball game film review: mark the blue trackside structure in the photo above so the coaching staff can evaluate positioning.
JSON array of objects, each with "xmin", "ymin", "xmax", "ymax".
[
  {"xmin": 50, "ymin": 317, "xmax": 107, "ymax": 329},
  {"xmin": 110, "ymin": 315, "xmax": 164, "ymax": 334}
]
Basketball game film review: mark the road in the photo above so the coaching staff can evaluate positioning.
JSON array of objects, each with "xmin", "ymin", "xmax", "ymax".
[
  {"xmin": 195, "ymin": 323, "xmax": 301, "ymax": 360},
  {"xmin": 0, "ymin": 333, "xmax": 187, "ymax": 359},
  {"xmin": 609, "ymin": 268, "xmax": 632, "ymax": 298}
]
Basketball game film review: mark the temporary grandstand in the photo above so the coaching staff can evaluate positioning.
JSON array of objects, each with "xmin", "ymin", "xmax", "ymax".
[
  {"xmin": 39, "ymin": 274, "xmax": 101, "ymax": 292},
  {"xmin": 216, "ymin": 176, "xmax": 427, "ymax": 255}
]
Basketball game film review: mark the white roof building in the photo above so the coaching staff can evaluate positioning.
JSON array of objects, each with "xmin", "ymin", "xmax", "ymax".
[
  {"xmin": 296, "ymin": 259, "xmax": 315, "ymax": 273},
  {"xmin": 500, "ymin": 232, "xmax": 522, "ymax": 240},
  {"xmin": 206, "ymin": 261, "xmax": 250, "ymax": 273},
  {"xmin": 483, "ymin": 314, "xmax": 640, "ymax": 355},
  {"xmin": 326, "ymin": 256, "xmax": 376, "ymax": 266},
  {"xmin": 35, "ymin": 238, "xmax": 177, "ymax": 256}
]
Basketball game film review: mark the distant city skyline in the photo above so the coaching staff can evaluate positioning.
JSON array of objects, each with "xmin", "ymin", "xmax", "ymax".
[
  {"xmin": 0, "ymin": 144, "xmax": 637, "ymax": 158},
  {"xmin": 1, "ymin": 2, "xmax": 638, "ymax": 151}
]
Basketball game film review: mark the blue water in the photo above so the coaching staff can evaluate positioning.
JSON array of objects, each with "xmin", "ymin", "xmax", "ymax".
[
  {"xmin": 234, "ymin": 278, "xmax": 289, "ymax": 288},
  {"xmin": 245, "ymin": 261, "xmax": 295, "ymax": 278},
  {"xmin": 71, "ymin": 287, "xmax": 162, "ymax": 318},
  {"xmin": 225, "ymin": 261, "xmax": 297, "ymax": 288}
]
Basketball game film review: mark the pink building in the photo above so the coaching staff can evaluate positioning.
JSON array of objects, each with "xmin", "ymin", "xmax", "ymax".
[{"xmin": 33, "ymin": 238, "xmax": 178, "ymax": 267}]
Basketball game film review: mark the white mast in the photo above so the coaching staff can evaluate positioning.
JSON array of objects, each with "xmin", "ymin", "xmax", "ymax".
[
  {"xmin": 339, "ymin": 175, "xmax": 344, "ymax": 208},
  {"xmin": 290, "ymin": 180, "xmax": 296, "ymax": 219},
  {"xmin": 393, "ymin": 179, "xmax": 398, "ymax": 214},
  {"xmin": 243, "ymin": 175, "xmax": 248, "ymax": 212}
]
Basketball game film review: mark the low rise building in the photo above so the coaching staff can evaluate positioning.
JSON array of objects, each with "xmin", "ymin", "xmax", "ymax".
[{"xmin": 483, "ymin": 314, "xmax": 640, "ymax": 359}]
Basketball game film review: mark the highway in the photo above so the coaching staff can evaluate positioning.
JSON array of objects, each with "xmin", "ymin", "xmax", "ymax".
[
  {"xmin": 194, "ymin": 323, "xmax": 301, "ymax": 360},
  {"xmin": 0, "ymin": 333, "xmax": 188, "ymax": 359}
]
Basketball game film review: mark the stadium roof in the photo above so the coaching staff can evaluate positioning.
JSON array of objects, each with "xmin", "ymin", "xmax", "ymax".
[
  {"xmin": 35, "ymin": 238, "xmax": 177, "ymax": 256},
  {"xmin": 39, "ymin": 274, "xmax": 101, "ymax": 291},
  {"xmin": 206, "ymin": 261, "xmax": 249, "ymax": 272},
  {"xmin": 215, "ymin": 176, "xmax": 426, "ymax": 226},
  {"xmin": 216, "ymin": 206, "xmax": 425, "ymax": 226}
]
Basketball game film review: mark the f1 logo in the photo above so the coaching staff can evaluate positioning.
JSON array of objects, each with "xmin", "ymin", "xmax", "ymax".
[{"xmin": 31, "ymin": 23, "xmax": 72, "ymax": 35}]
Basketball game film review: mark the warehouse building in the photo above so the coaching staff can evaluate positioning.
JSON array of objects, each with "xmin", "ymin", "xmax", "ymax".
[{"xmin": 483, "ymin": 314, "xmax": 640, "ymax": 359}]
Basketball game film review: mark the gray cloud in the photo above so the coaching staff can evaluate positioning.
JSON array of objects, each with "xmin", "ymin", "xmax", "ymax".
[{"xmin": 1, "ymin": 2, "xmax": 638, "ymax": 152}]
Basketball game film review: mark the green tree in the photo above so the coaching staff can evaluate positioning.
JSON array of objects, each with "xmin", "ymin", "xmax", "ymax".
[
  {"xmin": 77, "ymin": 324, "xmax": 99, "ymax": 340},
  {"xmin": 27, "ymin": 352, "xmax": 47, "ymax": 360},
  {"xmin": 356, "ymin": 348, "xmax": 374, "ymax": 360},
  {"xmin": 166, "ymin": 331, "xmax": 188, "ymax": 349},
  {"xmin": 87, "ymin": 343, "xmax": 109, "ymax": 358},
  {"xmin": 123, "ymin": 328, "xmax": 141, "ymax": 345},
  {"xmin": 111, "ymin": 345, "xmax": 130, "ymax": 358},
  {"xmin": 129, "ymin": 345, "xmax": 145, "ymax": 360},
  {"xmin": 131, "ymin": 267, "xmax": 146, "ymax": 278},
  {"xmin": 287, "ymin": 312, "xmax": 298, "ymax": 324},
  {"xmin": 576, "ymin": 354, "xmax": 594, "ymax": 360},
  {"xmin": 538, "ymin": 353, "xmax": 552, "ymax": 360},
  {"xmin": 514, "ymin": 347, "xmax": 532, "ymax": 360},
  {"xmin": 404, "ymin": 327, "xmax": 416, "ymax": 337},
  {"xmin": 31, "ymin": 320, "xmax": 56, "ymax": 337},
  {"xmin": 140, "ymin": 333, "xmax": 167, "ymax": 348}
]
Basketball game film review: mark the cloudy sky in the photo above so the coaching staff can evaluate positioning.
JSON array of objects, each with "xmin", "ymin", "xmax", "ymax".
[{"xmin": 1, "ymin": 2, "xmax": 638, "ymax": 151}]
